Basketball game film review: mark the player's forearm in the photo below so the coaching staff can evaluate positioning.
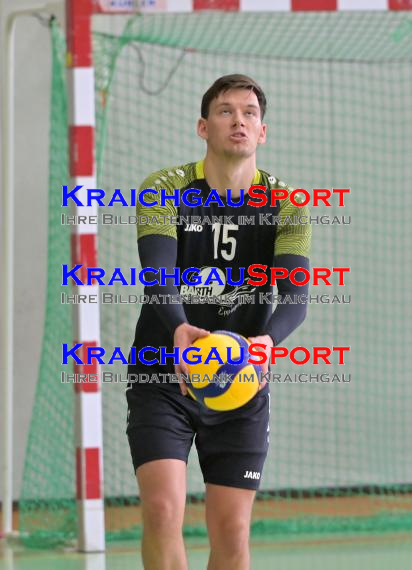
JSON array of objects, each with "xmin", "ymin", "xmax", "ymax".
[
  {"xmin": 261, "ymin": 254, "xmax": 309, "ymax": 345},
  {"xmin": 138, "ymin": 234, "xmax": 188, "ymax": 334}
]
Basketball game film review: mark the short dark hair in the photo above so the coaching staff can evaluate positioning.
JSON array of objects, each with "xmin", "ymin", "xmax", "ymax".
[{"xmin": 201, "ymin": 74, "xmax": 267, "ymax": 120}]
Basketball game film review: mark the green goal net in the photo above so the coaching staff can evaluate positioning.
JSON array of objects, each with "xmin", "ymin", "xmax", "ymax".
[{"xmin": 20, "ymin": 10, "xmax": 412, "ymax": 547}]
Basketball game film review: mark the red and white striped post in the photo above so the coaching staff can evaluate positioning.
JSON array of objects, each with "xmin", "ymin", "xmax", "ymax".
[
  {"xmin": 66, "ymin": 0, "xmax": 105, "ymax": 552},
  {"xmin": 94, "ymin": 0, "xmax": 412, "ymax": 14}
]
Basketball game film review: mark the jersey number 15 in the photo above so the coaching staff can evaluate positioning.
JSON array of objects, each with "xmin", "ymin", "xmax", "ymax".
[{"xmin": 212, "ymin": 223, "xmax": 238, "ymax": 261}]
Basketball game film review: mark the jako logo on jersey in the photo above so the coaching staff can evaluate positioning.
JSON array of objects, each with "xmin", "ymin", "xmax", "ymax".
[
  {"xmin": 184, "ymin": 224, "xmax": 203, "ymax": 232},
  {"xmin": 244, "ymin": 471, "xmax": 261, "ymax": 480}
]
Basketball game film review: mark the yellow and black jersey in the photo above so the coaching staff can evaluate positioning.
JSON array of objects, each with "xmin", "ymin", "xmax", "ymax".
[
  {"xmin": 130, "ymin": 159, "xmax": 311, "ymax": 377},
  {"xmin": 137, "ymin": 159, "xmax": 311, "ymax": 258}
]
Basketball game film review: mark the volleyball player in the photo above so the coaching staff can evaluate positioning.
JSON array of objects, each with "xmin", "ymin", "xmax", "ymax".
[{"xmin": 126, "ymin": 75, "xmax": 311, "ymax": 569}]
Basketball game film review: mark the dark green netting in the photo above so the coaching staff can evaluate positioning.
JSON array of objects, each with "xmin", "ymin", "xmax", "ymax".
[{"xmin": 20, "ymin": 12, "xmax": 412, "ymax": 547}]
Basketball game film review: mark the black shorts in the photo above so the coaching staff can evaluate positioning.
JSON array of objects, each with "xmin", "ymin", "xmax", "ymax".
[{"xmin": 126, "ymin": 379, "xmax": 270, "ymax": 491}]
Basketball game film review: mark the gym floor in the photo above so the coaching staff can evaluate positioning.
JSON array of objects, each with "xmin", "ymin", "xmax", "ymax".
[{"xmin": 1, "ymin": 534, "xmax": 412, "ymax": 570}]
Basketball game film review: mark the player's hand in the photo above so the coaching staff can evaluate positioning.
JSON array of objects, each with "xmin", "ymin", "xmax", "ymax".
[
  {"xmin": 173, "ymin": 322, "xmax": 210, "ymax": 395},
  {"xmin": 248, "ymin": 334, "xmax": 273, "ymax": 390}
]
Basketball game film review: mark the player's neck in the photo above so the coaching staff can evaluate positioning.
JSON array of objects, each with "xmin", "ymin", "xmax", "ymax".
[{"xmin": 203, "ymin": 154, "xmax": 257, "ymax": 198}]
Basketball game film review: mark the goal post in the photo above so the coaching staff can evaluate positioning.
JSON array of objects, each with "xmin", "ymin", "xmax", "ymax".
[
  {"xmin": 66, "ymin": 0, "xmax": 106, "ymax": 554},
  {"xmin": 11, "ymin": 0, "xmax": 412, "ymax": 552},
  {"xmin": 0, "ymin": 1, "xmax": 68, "ymax": 540}
]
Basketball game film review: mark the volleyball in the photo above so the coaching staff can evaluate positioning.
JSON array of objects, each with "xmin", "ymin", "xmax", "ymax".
[{"xmin": 185, "ymin": 330, "xmax": 262, "ymax": 411}]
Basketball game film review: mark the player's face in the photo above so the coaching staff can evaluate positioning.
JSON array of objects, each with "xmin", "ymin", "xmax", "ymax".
[{"xmin": 197, "ymin": 89, "xmax": 267, "ymax": 159}]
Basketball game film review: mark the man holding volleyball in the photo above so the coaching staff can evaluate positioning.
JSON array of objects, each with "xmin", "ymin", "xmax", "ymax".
[{"xmin": 127, "ymin": 74, "xmax": 311, "ymax": 569}]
